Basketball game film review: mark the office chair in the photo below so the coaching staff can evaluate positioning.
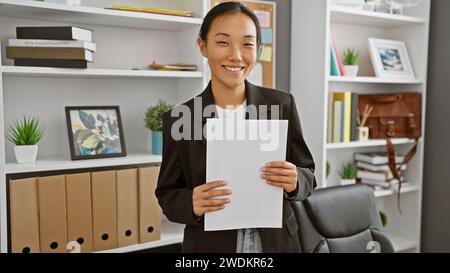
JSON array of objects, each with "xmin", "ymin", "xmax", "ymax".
[{"xmin": 292, "ymin": 184, "xmax": 395, "ymax": 253}]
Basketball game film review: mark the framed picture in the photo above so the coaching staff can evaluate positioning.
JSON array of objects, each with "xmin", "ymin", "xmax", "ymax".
[
  {"xmin": 65, "ymin": 106, "xmax": 126, "ymax": 160},
  {"xmin": 368, "ymin": 38, "xmax": 415, "ymax": 78}
]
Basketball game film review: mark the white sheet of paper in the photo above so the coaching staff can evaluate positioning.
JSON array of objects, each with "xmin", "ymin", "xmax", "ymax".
[{"xmin": 205, "ymin": 119, "xmax": 288, "ymax": 231}]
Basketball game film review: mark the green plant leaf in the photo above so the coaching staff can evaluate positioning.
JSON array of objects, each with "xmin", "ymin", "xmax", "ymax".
[
  {"xmin": 6, "ymin": 116, "xmax": 44, "ymax": 145},
  {"xmin": 343, "ymin": 48, "xmax": 359, "ymax": 65},
  {"xmin": 340, "ymin": 163, "xmax": 357, "ymax": 179},
  {"xmin": 144, "ymin": 100, "xmax": 174, "ymax": 131}
]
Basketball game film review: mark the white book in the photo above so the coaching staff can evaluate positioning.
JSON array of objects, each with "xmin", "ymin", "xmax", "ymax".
[
  {"xmin": 333, "ymin": 101, "xmax": 342, "ymax": 143},
  {"xmin": 354, "ymin": 152, "xmax": 405, "ymax": 165},
  {"xmin": 357, "ymin": 169, "xmax": 396, "ymax": 181},
  {"xmin": 360, "ymin": 178, "xmax": 405, "ymax": 188},
  {"xmin": 8, "ymin": 39, "xmax": 96, "ymax": 52},
  {"xmin": 356, "ymin": 161, "xmax": 407, "ymax": 172}
]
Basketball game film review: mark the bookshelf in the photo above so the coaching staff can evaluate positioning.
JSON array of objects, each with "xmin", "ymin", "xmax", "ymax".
[
  {"xmin": 0, "ymin": 0, "xmax": 209, "ymax": 253},
  {"xmin": 291, "ymin": 0, "xmax": 430, "ymax": 252}
]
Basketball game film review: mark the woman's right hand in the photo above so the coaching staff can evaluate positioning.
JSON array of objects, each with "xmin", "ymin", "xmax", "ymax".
[{"xmin": 192, "ymin": 180, "xmax": 231, "ymax": 218}]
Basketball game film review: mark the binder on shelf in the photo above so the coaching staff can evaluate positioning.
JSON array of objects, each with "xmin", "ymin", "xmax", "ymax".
[
  {"xmin": 38, "ymin": 175, "xmax": 68, "ymax": 253},
  {"xmin": 138, "ymin": 166, "xmax": 161, "ymax": 243},
  {"xmin": 9, "ymin": 178, "xmax": 40, "ymax": 253},
  {"xmin": 116, "ymin": 169, "xmax": 139, "ymax": 247},
  {"xmin": 91, "ymin": 170, "xmax": 118, "ymax": 251},
  {"xmin": 65, "ymin": 173, "xmax": 94, "ymax": 253}
]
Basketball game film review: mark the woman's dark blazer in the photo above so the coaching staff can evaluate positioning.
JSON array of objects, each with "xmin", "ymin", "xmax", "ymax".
[{"xmin": 155, "ymin": 80, "xmax": 316, "ymax": 253}]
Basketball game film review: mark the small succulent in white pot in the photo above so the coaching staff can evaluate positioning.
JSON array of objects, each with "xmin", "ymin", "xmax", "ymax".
[
  {"xmin": 339, "ymin": 163, "xmax": 357, "ymax": 186},
  {"xmin": 6, "ymin": 116, "xmax": 44, "ymax": 163},
  {"xmin": 342, "ymin": 48, "xmax": 360, "ymax": 77}
]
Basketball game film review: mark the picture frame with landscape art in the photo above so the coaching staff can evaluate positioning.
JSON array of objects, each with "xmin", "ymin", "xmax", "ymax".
[
  {"xmin": 368, "ymin": 38, "xmax": 415, "ymax": 79},
  {"xmin": 65, "ymin": 106, "xmax": 126, "ymax": 160}
]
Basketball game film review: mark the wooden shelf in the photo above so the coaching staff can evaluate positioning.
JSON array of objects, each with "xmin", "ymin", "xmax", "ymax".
[
  {"xmin": 328, "ymin": 76, "xmax": 423, "ymax": 84},
  {"xmin": 330, "ymin": 6, "xmax": 425, "ymax": 28},
  {"xmin": 0, "ymin": 0, "xmax": 202, "ymax": 31},
  {"xmin": 374, "ymin": 184, "xmax": 420, "ymax": 198},
  {"xmin": 95, "ymin": 220, "xmax": 184, "ymax": 253},
  {"xmin": 326, "ymin": 138, "xmax": 418, "ymax": 150},
  {"xmin": 5, "ymin": 152, "xmax": 162, "ymax": 174},
  {"xmin": 388, "ymin": 234, "xmax": 418, "ymax": 252},
  {"xmin": 1, "ymin": 66, "xmax": 203, "ymax": 79}
]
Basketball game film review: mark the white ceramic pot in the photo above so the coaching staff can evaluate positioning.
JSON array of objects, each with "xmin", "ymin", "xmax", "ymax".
[
  {"xmin": 357, "ymin": 127, "xmax": 370, "ymax": 141},
  {"xmin": 340, "ymin": 179, "xmax": 356, "ymax": 186},
  {"xmin": 14, "ymin": 145, "xmax": 38, "ymax": 163},
  {"xmin": 344, "ymin": 65, "xmax": 359, "ymax": 77}
]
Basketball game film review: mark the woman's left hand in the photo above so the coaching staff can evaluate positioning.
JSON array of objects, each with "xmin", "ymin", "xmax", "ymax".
[{"xmin": 261, "ymin": 161, "xmax": 298, "ymax": 193}]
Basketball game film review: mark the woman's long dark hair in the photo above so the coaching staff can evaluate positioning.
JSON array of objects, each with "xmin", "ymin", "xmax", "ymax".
[{"xmin": 199, "ymin": 2, "xmax": 262, "ymax": 49}]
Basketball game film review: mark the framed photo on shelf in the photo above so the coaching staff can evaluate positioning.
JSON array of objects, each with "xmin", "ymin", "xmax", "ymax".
[
  {"xmin": 368, "ymin": 38, "xmax": 415, "ymax": 78},
  {"xmin": 65, "ymin": 106, "xmax": 126, "ymax": 160}
]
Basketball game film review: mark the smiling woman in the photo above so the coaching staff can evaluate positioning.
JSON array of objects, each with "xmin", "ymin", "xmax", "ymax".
[
  {"xmin": 155, "ymin": 1, "xmax": 316, "ymax": 253},
  {"xmin": 197, "ymin": 3, "xmax": 261, "ymax": 108}
]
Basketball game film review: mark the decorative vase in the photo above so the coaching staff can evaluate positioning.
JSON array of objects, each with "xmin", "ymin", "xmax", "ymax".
[
  {"xmin": 357, "ymin": 126, "xmax": 370, "ymax": 141},
  {"xmin": 340, "ymin": 179, "xmax": 356, "ymax": 186},
  {"xmin": 14, "ymin": 145, "xmax": 38, "ymax": 163},
  {"xmin": 152, "ymin": 131, "xmax": 163, "ymax": 155},
  {"xmin": 344, "ymin": 65, "xmax": 359, "ymax": 77}
]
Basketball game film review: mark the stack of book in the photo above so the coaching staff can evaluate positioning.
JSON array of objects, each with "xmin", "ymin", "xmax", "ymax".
[
  {"xmin": 6, "ymin": 26, "xmax": 95, "ymax": 69},
  {"xmin": 354, "ymin": 152, "xmax": 408, "ymax": 189}
]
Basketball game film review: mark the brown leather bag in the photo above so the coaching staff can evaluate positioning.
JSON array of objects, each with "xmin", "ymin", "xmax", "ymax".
[
  {"xmin": 358, "ymin": 92, "xmax": 422, "ymax": 213},
  {"xmin": 358, "ymin": 92, "xmax": 422, "ymax": 139}
]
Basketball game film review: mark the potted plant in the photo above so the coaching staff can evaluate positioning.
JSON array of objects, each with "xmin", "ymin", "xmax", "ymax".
[
  {"xmin": 342, "ymin": 48, "xmax": 360, "ymax": 77},
  {"xmin": 339, "ymin": 163, "xmax": 357, "ymax": 185},
  {"xmin": 6, "ymin": 116, "xmax": 44, "ymax": 164},
  {"xmin": 144, "ymin": 100, "xmax": 173, "ymax": 155}
]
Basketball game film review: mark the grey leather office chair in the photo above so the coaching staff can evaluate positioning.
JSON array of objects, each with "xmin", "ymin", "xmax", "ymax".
[{"xmin": 292, "ymin": 184, "xmax": 395, "ymax": 253}]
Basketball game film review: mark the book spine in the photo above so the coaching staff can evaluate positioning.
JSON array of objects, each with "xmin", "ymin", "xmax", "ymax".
[
  {"xmin": 8, "ymin": 39, "xmax": 95, "ymax": 52},
  {"xmin": 333, "ymin": 100, "xmax": 342, "ymax": 143},
  {"xmin": 327, "ymin": 92, "xmax": 334, "ymax": 143},
  {"xmin": 350, "ymin": 93, "xmax": 359, "ymax": 141},
  {"xmin": 343, "ymin": 92, "xmax": 352, "ymax": 143},
  {"xmin": 330, "ymin": 42, "xmax": 341, "ymax": 76},
  {"xmin": 6, "ymin": 47, "xmax": 91, "ymax": 61},
  {"xmin": 14, "ymin": 59, "xmax": 88, "ymax": 69},
  {"xmin": 333, "ymin": 40, "xmax": 346, "ymax": 76},
  {"xmin": 17, "ymin": 27, "xmax": 76, "ymax": 40}
]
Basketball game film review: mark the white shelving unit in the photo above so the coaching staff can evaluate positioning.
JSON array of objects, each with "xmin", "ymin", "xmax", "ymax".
[
  {"xmin": 1, "ymin": 66, "xmax": 203, "ymax": 79},
  {"xmin": 328, "ymin": 75, "xmax": 423, "ymax": 84},
  {"xmin": 5, "ymin": 152, "xmax": 163, "ymax": 174},
  {"xmin": 291, "ymin": 0, "xmax": 430, "ymax": 253},
  {"xmin": 0, "ymin": 0, "xmax": 210, "ymax": 253}
]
